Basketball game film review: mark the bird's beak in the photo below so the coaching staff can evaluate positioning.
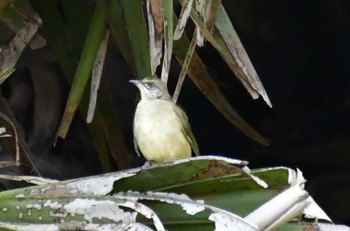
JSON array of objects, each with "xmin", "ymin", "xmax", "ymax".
[{"xmin": 129, "ymin": 79, "xmax": 142, "ymax": 86}]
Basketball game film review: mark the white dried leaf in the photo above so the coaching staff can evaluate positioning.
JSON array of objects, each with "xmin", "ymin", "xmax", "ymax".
[
  {"xmin": 140, "ymin": 155, "xmax": 248, "ymax": 170},
  {"xmin": 147, "ymin": 191, "xmax": 205, "ymax": 215},
  {"xmin": 0, "ymin": 14, "xmax": 41, "ymax": 84},
  {"xmin": 303, "ymin": 196, "xmax": 332, "ymax": 222},
  {"xmin": 194, "ymin": 0, "xmax": 205, "ymax": 46},
  {"xmin": 160, "ymin": 20, "xmax": 171, "ymax": 84},
  {"xmin": 64, "ymin": 199, "xmax": 137, "ymax": 223},
  {"xmin": 0, "ymin": 222, "xmax": 59, "ymax": 231},
  {"xmin": 0, "ymin": 112, "xmax": 20, "ymax": 166},
  {"xmin": 85, "ymin": 223, "xmax": 154, "ymax": 231},
  {"xmin": 28, "ymin": 171, "xmax": 136, "ymax": 197},
  {"xmin": 317, "ymin": 223, "xmax": 350, "ymax": 231},
  {"xmin": 174, "ymin": 0, "xmax": 193, "ymax": 40},
  {"xmin": 65, "ymin": 173, "xmax": 135, "ymax": 195},
  {"xmin": 87, "ymin": 30, "xmax": 109, "ymax": 123},
  {"xmin": 245, "ymin": 183, "xmax": 309, "ymax": 230},
  {"xmin": 209, "ymin": 212, "xmax": 258, "ymax": 231},
  {"xmin": 0, "ymin": 174, "xmax": 58, "ymax": 185},
  {"xmin": 0, "ymin": 127, "xmax": 6, "ymax": 135},
  {"xmin": 115, "ymin": 191, "xmax": 257, "ymax": 230},
  {"xmin": 288, "ymin": 168, "xmax": 306, "ymax": 187},
  {"xmin": 146, "ymin": 0, "xmax": 162, "ymax": 75},
  {"xmin": 242, "ymin": 166, "xmax": 268, "ymax": 188}
]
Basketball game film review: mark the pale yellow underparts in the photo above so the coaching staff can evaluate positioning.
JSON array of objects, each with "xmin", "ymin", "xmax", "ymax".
[{"xmin": 133, "ymin": 98, "xmax": 191, "ymax": 162}]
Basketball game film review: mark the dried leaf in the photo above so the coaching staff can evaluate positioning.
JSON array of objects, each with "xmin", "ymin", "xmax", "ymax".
[
  {"xmin": 160, "ymin": 0, "xmax": 173, "ymax": 84},
  {"xmin": 0, "ymin": 161, "xmax": 16, "ymax": 168},
  {"xmin": 174, "ymin": 13, "xmax": 270, "ymax": 146},
  {"xmin": 194, "ymin": 0, "xmax": 205, "ymax": 46},
  {"xmin": 215, "ymin": 5, "xmax": 272, "ymax": 107},
  {"xmin": 187, "ymin": 7, "xmax": 272, "ymax": 107},
  {"xmin": 172, "ymin": 29, "xmax": 197, "ymax": 103},
  {"xmin": 245, "ymin": 184, "xmax": 308, "ymax": 230},
  {"xmin": 146, "ymin": 0, "xmax": 163, "ymax": 74},
  {"xmin": 150, "ymin": 0, "xmax": 164, "ymax": 39},
  {"xmin": 173, "ymin": 0, "xmax": 193, "ymax": 40},
  {"xmin": 0, "ymin": 98, "xmax": 40, "ymax": 175},
  {"xmin": 0, "ymin": 14, "xmax": 41, "ymax": 84},
  {"xmin": 0, "ymin": 174, "xmax": 58, "ymax": 185},
  {"xmin": 0, "ymin": 2, "xmax": 46, "ymax": 50},
  {"xmin": 0, "ymin": 110, "xmax": 20, "ymax": 166},
  {"xmin": 0, "ymin": 127, "xmax": 11, "ymax": 137},
  {"xmin": 203, "ymin": 0, "xmax": 222, "ymax": 29},
  {"xmin": 87, "ymin": 30, "xmax": 109, "ymax": 123}
]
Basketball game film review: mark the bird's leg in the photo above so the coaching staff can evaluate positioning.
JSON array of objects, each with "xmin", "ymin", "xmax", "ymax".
[
  {"xmin": 141, "ymin": 160, "xmax": 156, "ymax": 169},
  {"xmin": 140, "ymin": 159, "xmax": 175, "ymax": 172},
  {"xmin": 140, "ymin": 160, "xmax": 160, "ymax": 175},
  {"xmin": 162, "ymin": 159, "xmax": 175, "ymax": 165}
]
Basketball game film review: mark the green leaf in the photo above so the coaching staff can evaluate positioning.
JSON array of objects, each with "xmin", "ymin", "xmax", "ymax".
[
  {"xmin": 121, "ymin": 0, "xmax": 152, "ymax": 77},
  {"xmin": 108, "ymin": 0, "xmax": 136, "ymax": 74},
  {"xmin": 56, "ymin": 0, "xmax": 106, "ymax": 139},
  {"xmin": 0, "ymin": 157, "xmax": 332, "ymax": 230}
]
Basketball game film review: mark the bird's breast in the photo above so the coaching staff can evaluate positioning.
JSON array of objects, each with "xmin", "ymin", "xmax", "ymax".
[
  {"xmin": 135, "ymin": 100, "xmax": 180, "ymax": 131},
  {"xmin": 133, "ymin": 99, "xmax": 191, "ymax": 161}
]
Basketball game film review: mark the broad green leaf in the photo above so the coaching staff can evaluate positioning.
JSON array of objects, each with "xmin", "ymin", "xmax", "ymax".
[
  {"xmin": 108, "ymin": 0, "xmax": 136, "ymax": 74},
  {"xmin": 121, "ymin": 0, "xmax": 152, "ymax": 77},
  {"xmin": 0, "ymin": 157, "xmax": 332, "ymax": 230}
]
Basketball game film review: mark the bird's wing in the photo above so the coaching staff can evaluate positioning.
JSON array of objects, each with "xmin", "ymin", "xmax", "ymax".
[
  {"xmin": 174, "ymin": 105, "xmax": 200, "ymax": 156},
  {"xmin": 133, "ymin": 136, "xmax": 141, "ymax": 157}
]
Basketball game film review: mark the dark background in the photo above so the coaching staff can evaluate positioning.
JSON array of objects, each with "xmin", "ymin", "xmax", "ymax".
[{"xmin": 199, "ymin": 0, "xmax": 350, "ymax": 224}]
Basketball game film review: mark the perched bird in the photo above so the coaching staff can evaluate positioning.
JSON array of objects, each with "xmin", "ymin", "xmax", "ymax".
[{"xmin": 130, "ymin": 77, "xmax": 199, "ymax": 162}]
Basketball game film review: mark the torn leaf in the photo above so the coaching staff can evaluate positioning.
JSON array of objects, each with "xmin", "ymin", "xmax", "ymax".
[
  {"xmin": 0, "ymin": 14, "xmax": 41, "ymax": 84},
  {"xmin": 214, "ymin": 5, "xmax": 272, "ymax": 107},
  {"xmin": 174, "ymin": 0, "xmax": 193, "ymax": 40},
  {"xmin": 194, "ymin": 0, "xmax": 205, "ymax": 46},
  {"xmin": 245, "ymin": 183, "xmax": 309, "ymax": 230},
  {"xmin": 146, "ymin": 0, "xmax": 163, "ymax": 75},
  {"xmin": 160, "ymin": 0, "xmax": 173, "ymax": 84}
]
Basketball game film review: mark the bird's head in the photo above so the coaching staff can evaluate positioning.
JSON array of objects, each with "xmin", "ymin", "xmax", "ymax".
[{"xmin": 129, "ymin": 77, "xmax": 171, "ymax": 100}]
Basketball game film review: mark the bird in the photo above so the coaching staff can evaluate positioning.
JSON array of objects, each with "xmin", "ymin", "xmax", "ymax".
[{"xmin": 130, "ymin": 77, "xmax": 199, "ymax": 162}]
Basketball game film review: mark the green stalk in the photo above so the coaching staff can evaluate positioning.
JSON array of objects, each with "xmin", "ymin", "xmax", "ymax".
[{"xmin": 57, "ymin": 0, "xmax": 107, "ymax": 139}]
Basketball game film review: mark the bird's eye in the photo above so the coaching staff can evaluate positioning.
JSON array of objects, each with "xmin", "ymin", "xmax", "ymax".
[{"xmin": 144, "ymin": 82, "xmax": 155, "ymax": 89}]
